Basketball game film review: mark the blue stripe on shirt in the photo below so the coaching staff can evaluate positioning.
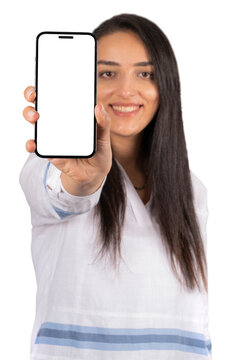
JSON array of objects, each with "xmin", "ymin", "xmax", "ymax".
[{"xmin": 35, "ymin": 321, "xmax": 212, "ymax": 356}]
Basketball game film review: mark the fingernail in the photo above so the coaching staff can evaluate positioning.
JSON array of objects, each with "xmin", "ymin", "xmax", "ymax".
[
  {"xmin": 96, "ymin": 104, "xmax": 103, "ymax": 115},
  {"xmin": 28, "ymin": 110, "xmax": 36, "ymax": 118},
  {"xmin": 101, "ymin": 104, "xmax": 106, "ymax": 115},
  {"xmin": 27, "ymin": 89, "xmax": 34, "ymax": 98}
]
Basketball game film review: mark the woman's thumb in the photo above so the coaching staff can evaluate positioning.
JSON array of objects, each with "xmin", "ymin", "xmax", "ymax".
[{"xmin": 95, "ymin": 104, "xmax": 111, "ymax": 144}]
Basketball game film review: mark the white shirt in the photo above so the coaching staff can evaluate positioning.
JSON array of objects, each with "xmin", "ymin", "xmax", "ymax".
[{"xmin": 19, "ymin": 153, "xmax": 212, "ymax": 360}]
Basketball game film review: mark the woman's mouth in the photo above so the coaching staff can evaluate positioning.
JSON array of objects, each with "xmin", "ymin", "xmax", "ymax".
[{"xmin": 110, "ymin": 104, "xmax": 143, "ymax": 116}]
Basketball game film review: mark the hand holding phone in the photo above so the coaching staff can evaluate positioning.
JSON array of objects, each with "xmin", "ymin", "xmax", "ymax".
[{"xmin": 23, "ymin": 87, "xmax": 112, "ymax": 196}]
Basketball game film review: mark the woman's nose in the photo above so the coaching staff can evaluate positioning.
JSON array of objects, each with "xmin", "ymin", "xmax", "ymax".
[{"xmin": 115, "ymin": 76, "xmax": 136, "ymax": 98}]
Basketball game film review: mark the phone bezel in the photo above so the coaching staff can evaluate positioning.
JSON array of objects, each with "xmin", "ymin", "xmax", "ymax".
[{"xmin": 35, "ymin": 31, "xmax": 97, "ymax": 158}]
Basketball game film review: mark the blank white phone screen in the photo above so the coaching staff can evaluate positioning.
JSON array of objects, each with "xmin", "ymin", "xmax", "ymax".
[{"xmin": 36, "ymin": 33, "xmax": 96, "ymax": 157}]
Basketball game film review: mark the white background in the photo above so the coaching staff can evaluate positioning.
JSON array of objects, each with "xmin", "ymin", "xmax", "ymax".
[{"xmin": 0, "ymin": 0, "xmax": 232, "ymax": 359}]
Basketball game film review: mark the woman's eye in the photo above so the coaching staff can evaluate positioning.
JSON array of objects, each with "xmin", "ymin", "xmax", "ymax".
[
  {"xmin": 98, "ymin": 71, "xmax": 114, "ymax": 78},
  {"xmin": 139, "ymin": 72, "xmax": 154, "ymax": 79}
]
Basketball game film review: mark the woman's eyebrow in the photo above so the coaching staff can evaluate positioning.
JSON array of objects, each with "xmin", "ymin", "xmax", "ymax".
[
  {"xmin": 97, "ymin": 60, "xmax": 153, "ymax": 66},
  {"xmin": 134, "ymin": 61, "xmax": 153, "ymax": 66},
  {"xmin": 97, "ymin": 60, "xmax": 120, "ymax": 66}
]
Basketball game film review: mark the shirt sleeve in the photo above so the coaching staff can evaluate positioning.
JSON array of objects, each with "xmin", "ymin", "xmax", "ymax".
[{"xmin": 19, "ymin": 153, "xmax": 107, "ymax": 227}]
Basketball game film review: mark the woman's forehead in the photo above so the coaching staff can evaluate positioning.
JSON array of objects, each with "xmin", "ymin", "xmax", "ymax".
[{"xmin": 97, "ymin": 31, "xmax": 151, "ymax": 64}]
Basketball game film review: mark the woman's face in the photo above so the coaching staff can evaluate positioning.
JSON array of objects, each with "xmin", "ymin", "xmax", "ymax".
[{"xmin": 97, "ymin": 31, "xmax": 160, "ymax": 138}]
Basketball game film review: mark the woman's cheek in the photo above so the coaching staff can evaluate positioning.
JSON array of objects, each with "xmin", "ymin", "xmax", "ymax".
[
  {"xmin": 97, "ymin": 83, "xmax": 114, "ymax": 103},
  {"xmin": 139, "ymin": 83, "xmax": 159, "ymax": 101}
]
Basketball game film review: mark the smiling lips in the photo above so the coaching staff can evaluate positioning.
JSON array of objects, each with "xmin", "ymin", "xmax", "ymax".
[{"xmin": 110, "ymin": 103, "xmax": 143, "ymax": 116}]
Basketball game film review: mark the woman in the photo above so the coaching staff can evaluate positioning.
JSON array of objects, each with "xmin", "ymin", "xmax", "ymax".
[{"xmin": 20, "ymin": 13, "xmax": 212, "ymax": 360}]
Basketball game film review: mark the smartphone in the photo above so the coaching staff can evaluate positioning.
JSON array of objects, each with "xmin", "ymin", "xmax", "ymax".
[{"xmin": 35, "ymin": 32, "xmax": 96, "ymax": 158}]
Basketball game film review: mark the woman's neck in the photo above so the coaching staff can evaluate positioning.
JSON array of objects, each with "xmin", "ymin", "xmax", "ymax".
[{"xmin": 111, "ymin": 132, "xmax": 144, "ymax": 171}]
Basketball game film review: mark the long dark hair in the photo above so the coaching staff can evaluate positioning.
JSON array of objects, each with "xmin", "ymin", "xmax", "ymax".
[{"xmin": 92, "ymin": 13, "xmax": 208, "ymax": 292}]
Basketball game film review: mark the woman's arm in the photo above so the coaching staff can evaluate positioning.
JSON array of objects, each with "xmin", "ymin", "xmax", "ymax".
[{"xmin": 19, "ymin": 153, "xmax": 106, "ymax": 227}]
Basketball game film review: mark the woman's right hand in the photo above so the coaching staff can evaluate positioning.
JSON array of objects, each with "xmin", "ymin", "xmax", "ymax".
[{"xmin": 23, "ymin": 86, "xmax": 113, "ymax": 195}]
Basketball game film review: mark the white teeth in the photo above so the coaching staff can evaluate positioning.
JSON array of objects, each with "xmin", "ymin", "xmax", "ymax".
[{"xmin": 112, "ymin": 105, "xmax": 140, "ymax": 113}]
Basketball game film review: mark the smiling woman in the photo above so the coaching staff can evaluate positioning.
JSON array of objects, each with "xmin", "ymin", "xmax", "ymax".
[
  {"xmin": 92, "ymin": 14, "xmax": 212, "ymax": 358},
  {"xmin": 20, "ymin": 12, "xmax": 212, "ymax": 360},
  {"xmin": 93, "ymin": 14, "xmax": 209, "ymax": 290}
]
